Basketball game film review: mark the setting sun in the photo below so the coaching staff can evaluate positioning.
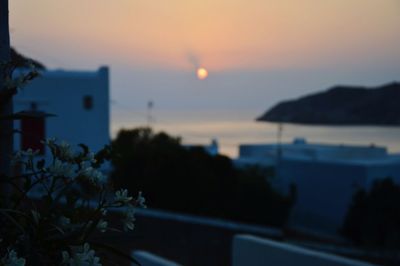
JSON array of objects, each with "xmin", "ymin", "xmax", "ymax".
[{"xmin": 197, "ymin": 67, "xmax": 208, "ymax": 80}]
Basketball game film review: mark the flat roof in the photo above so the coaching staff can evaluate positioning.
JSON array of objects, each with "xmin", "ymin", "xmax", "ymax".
[{"xmin": 13, "ymin": 66, "xmax": 107, "ymax": 78}]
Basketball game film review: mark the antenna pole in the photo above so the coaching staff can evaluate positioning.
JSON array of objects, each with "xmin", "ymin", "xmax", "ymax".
[
  {"xmin": 146, "ymin": 100, "xmax": 154, "ymax": 128},
  {"xmin": 277, "ymin": 123, "xmax": 283, "ymax": 160}
]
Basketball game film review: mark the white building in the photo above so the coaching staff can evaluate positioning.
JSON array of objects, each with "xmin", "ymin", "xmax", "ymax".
[
  {"xmin": 184, "ymin": 139, "xmax": 219, "ymax": 156},
  {"xmin": 13, "ymin": 66, "xmax": 110, "ymax": 159},
  {"xmin": 235, "ymin": 139, "xmax": 400, "ymax": 233}
]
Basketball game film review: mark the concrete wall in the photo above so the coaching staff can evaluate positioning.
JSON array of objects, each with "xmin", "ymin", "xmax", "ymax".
[
  {"xmin": 277, "ymin": 158, "xmax": 400, "ymax": 233},
  {"xmin": 366, "ymin": 164, "xmax": 400, "ymax": 188},
  {"xmin": 278, "ymin": 159, "xmax": 367, "ymax": 232},
  {"xmin": 132, "ymin": 251, "xmax": 181, "ymax": 266},
  {"xmin": 232, "ymin": 235, "xmax": 376, "ymax": 266},
  {"xmin": 13, "ymin": 67, "xmax": 110, "ymax": 157}
]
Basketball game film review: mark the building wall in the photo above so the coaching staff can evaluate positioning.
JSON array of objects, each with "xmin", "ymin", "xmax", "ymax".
[
  {"xmin": 239, "ymin": 143, "xmax": 387, "ymax": 161},
  {"xmin": 13, "ymin": 67, "xmax": 110, "ymax": 156},
  {"xmin": 277, "ymin": 159, "xmax": 400, "ymax": 233},
  {"xmin": 365, "ymin": 164, "xmax": 400, "ymax": 188},
  {"xmin": 278, "ymin": 159, "xmax": 367, "ymax": 232},
  {"xmin": 238, "ymin": 142, "xmax": 400, "ymax": 233}
]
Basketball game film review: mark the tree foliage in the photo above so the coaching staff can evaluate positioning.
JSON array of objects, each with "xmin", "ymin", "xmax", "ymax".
[
  {"xmin": 342, "ymin": 178, "xmax": 400, "ymax": 248},
  {"xmin": 111, "ymin": 127, "xmax": 294, "ymax": 227},
  {"xmin": 10, "ymin": 47, "xmax": 46, "ymax": 70}
]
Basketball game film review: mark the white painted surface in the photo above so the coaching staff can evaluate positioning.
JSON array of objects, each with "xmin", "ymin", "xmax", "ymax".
[
  {"xmin": 238, "ymin": 139, "xmax": 394, "ymax": 163},
  {"xmin": 132, "ymin": 250, "xmax": 181, "ymax": 266},
  {"xmin": 232, "ymin": 235, "xmax": 377, "ymax": 266},
  {"xmin": 13, "ymin": 66, "xmax": 110, "ymax": 157},
  {"xmin": 235, "ymin": 139, "xmax": 400, "ymax": 232}
]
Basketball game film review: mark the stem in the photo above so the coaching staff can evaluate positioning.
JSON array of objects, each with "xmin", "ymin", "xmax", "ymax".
[{"xmin": 13, "ymin": 173, "xmax": 50, "ymax": 209}]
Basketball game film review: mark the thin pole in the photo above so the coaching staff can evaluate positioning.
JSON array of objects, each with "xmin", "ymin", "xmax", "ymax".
[
  {"xmin": 277, "ymin": 123, "xmax": 283, "ymax": 161},
  {"xmin": 146, "ymin": 100, "xmax": 153, "ymax": 128},
  {"xmin": 0, "ymin": 0, "xmax": 12, "ymax": 178}
]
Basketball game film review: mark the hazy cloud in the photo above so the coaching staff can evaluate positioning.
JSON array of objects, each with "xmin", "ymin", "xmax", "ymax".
[{"xmin": 186, "ymin": 51, "xmax": 201, "ymax": 69}]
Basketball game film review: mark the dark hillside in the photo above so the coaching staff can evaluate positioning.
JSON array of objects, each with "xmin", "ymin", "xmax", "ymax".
[{"xmin": 257, "ymin": 82, "xmax": 400, "ymax": 125}]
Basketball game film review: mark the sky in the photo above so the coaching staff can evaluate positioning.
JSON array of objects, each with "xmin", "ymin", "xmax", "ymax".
[{"xmin": 9, "ymin": 0, "xmax": 400, "ymax": 117}]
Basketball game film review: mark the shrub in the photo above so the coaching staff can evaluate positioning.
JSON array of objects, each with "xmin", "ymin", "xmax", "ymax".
[
  {"xmin": 0, "ymin": 140, "xmax": 145, "ymax": 265},
  {"xmin": 111, "ymin": 127, "xmax": 294, "ymax": 227},
  {"xmin": 342, "ymin": 178, "xmax": 400, "ymax": 248}
]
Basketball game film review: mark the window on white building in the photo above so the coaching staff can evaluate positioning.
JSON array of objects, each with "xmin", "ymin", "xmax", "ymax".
[{"xmin": 83, "ymin": 95, "xmax": 93, "ymax": 110}]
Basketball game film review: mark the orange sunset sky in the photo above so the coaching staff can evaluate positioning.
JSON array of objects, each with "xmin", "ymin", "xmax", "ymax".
[
  {"xmin": 8, "ymin": 0, "xmax": 400, "ymax": 117},
  {"xmin": 10, "ymin": 0, "xmax": 400, "ymax": 71},
  {"xmin": 8, "ymin": 0, "xmax": 400, "ymax": 156}
]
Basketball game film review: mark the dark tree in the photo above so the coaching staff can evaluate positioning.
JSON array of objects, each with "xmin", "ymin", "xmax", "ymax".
[
  {"xmin": 342, "ymin": 178, "xmax": 400, "ymax": 248},
  {"xmin": 10, "ymin": 47, "xmax": 46, "ymax": 70},
  {"xmin": 111, "ymin": 127, "xmax": 294, "ymax": 227}
]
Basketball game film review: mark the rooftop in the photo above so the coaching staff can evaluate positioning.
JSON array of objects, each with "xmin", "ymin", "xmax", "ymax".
[
  {"xmin": 13, "ymin": 66, "xmax": 108, "ymax": 79},
  {"xmin": 238, "ymin": 138, "xmax": 400, "ymax": 166}
]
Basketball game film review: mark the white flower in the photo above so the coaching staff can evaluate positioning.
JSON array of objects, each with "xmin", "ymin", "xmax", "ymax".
[
  {"xmin": 40, "ymin": 138, "xmax": 57, "ymax": 152},
  {"xmin": 59, "ymin": 141, "xmax": 75, "ymax": 161},
  {"xmin": 78, "ymin": 163, "xmax": 106, "ymax": 184},
  {"xmin": 41, "ymin": 138, "xmax": 58, "ymax": 156},
  {"xmin": 47, "ymin": 159, "xmax": 75, "ymax": 178},
  {"xmin": 118, "ymin": 191, "xmax": 145, "ymax": 231},
  {"xmin": 96, "ymin": 219, "xmax": 108, "ymax": 233},
  {"xmin": 11, "ymin": 151, "xmax": 23, "ymax": 164},
  {"xmin": 11, "ymin": 149, "xmax": 38, "ymax": 165},
  {"xmin": 21, "ymin": 148, "xmax": 39, "ymax": 158},
  {"xmin": 100, "ymin": 208, "xmax": 107, "ymax": 216},
  {"xmin": 13, "ymin": 149, "xmax": 40, "ymax": 170},
  {"xmin": 61, "ymin": 251, "xmax": 70, "ymax": 265},
  {"xmin": 62, "ymin": 243, "xmax": 101, "ymax": 266},
  {"xmin": 122, "ymin": 204, "xmax": 136, "ymax": 231},
  {"xmin": 135, "ymin": 191, "xmax": 147, "ymax": 208},
  {"xmin": 114, "ymin": 189, "xmax": 132, "ymax": 204},
  {"xmin": 62, "ymin": 250, "xmax": 88, "ymax": 266},
  {"xmin": 41, "ymin": 138, "xmax": 57, "ymax": 148},
  {"xmin": 1, "ymin": 249, "xmax": 25, "ymax": 266}
]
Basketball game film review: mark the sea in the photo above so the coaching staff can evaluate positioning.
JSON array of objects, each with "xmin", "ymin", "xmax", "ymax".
[{"xmin": 111, "ymin": 109, "xmax": 400, "ymax": 158}]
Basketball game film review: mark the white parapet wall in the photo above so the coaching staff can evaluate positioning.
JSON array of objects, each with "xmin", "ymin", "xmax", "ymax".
[
  {"xmin": 232, "ymin": 235, "xmax": 377, "ymax": 266},
  {"xmin": 132, "ymin": 250, "xmax": 182, "ymax": 266}
]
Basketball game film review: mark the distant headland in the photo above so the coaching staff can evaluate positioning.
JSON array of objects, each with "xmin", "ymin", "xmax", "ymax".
[{"xmin": 257, "ymin": 82, "xmax": 400, "ymax": 125}]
